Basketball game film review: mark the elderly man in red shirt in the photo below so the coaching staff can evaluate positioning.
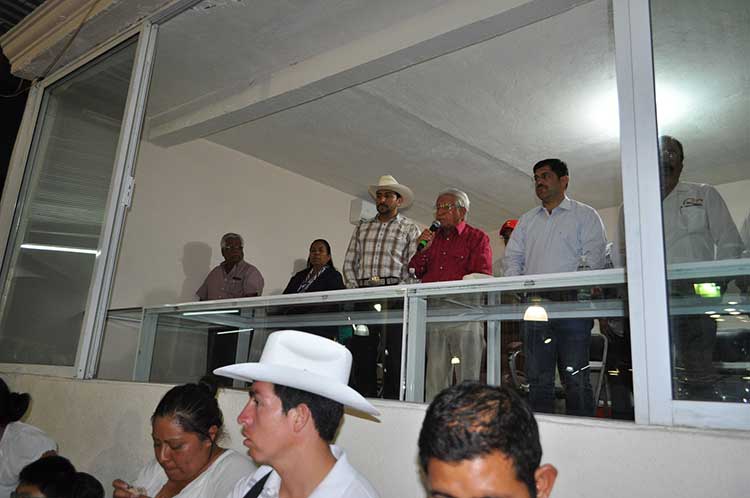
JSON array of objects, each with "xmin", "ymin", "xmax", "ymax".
[{"xmin": 409, "ymin": 188, "xmax": 492, "ymax": 400}]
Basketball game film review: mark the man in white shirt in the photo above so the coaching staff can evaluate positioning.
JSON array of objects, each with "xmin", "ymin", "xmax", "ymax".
[
  {"xmin": 504, "ymin": 159, "xmax": 607, "ymax": 416},
  {"xmin": 216, "ymin": 330, "xmax": 381, "ymax": 498},
  {"xmin": 659, "ymin": 136, "xmax": 744, "ymax": 395}
]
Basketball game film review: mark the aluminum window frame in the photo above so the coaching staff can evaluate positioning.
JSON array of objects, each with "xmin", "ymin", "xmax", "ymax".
[
  {"xmin": 0, "ymin": 23, "xmax": 156, "ymax": 378},
  {"xmin": 613, "ymin": 0, "xmax": 750, "ymax": 430}
]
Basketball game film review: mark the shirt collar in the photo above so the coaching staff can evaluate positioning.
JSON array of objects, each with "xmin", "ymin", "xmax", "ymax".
[
  {"xmin": 535, "ymin": 195, "xmax": 572, "ymax": 215},
  {"xmin": 258, "ymin": 444, "xmax": 347, "ymax": 497},
  {"xmin": 442, "ymin": 220, "xmax": 467, "ymax": 236},
  {"xmin": 371, "ymin": 213, "xmax": 401, "ymax": 223}
]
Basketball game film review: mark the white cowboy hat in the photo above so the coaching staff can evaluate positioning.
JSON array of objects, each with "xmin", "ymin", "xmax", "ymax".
[
  {"xmin": 214, "ymin": 330, "xmax": 379, "ymax": 416},
  {"xmin": 368, "ymin": 175, "xmax": 414, "ymax": 209}
]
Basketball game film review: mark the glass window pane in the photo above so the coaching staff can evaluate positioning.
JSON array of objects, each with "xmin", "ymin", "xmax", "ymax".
[
  {"xmin": 421, "ymin": 278, "xmax": 628, "ymax": 419},
  {"xmin": 651, "ymin": 1, "xmax": 750, "ymax": 402},
  {"xmin": 102, "ymin": 0, "xmax": 632, "ymax": 419},
  {"xmin": 0, "ymin": 40, "xmax": 137, "ymax": 366},
  {"xmin": 139, "ymin": 295, "xmax": 404, "ymax": 392}
]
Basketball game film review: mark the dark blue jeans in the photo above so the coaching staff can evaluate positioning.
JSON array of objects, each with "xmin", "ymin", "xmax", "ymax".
[{"xmin": 523, "ymin": 318, "xmax": 594, "ymax": 416}]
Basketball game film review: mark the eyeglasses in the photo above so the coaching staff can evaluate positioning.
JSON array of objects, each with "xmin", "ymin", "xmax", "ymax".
[
  {"xmin": 435, "ymin": 203, "xmax": 458, "ymax": 211},
  {"xmin": 660, "ymin": 149, "xmax": 679, "ymax": 160}
]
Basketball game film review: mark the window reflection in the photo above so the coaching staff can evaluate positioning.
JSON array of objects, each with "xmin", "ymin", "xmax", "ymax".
[
  {"xmin": 0, "ymin": 41, "xmax": 137, "ymax": 366},
  {"xmin": 102, "ymin": 0, "xmax": 631, "ymax": 419},
  {"xmin": 652, "ymin": 0, "xmax": 750, "ymax": 402}
]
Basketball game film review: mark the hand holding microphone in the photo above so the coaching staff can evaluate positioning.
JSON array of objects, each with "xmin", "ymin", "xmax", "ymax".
[{"xmin": 417, "ymin": 220, "xmax": 441, "ymax": 251}]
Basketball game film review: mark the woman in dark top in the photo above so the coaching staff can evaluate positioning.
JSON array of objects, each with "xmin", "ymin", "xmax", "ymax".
[
  {"xmin": 282, "ymin": 239, "xmax": 345, "ymax": 340},
  {"xmin": 283, "ymin": 239, "xmax": 345, "ymax": 294}
]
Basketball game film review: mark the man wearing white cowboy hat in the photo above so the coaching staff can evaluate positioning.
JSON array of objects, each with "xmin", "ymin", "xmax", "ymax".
[
  {"xmin": 217, "ymin": 330, "xmax": 381, "ymax": 498},
  {"xmin": 342, "ymin": 175, "xmax": 421, "ymax": 399}
]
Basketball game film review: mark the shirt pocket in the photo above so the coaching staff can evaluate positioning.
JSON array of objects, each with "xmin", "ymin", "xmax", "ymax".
[
  {"xmin": 450, "ymin": 247, "xmax": 471, "ymax": 267},
  {"xmin": 557, "ymin": 229, "xmax": 579, "ymax": 256},
  {"xmin": 680, "ymin": 205, "xmax": 707, "ymax": 233},
  {"xmin": 226, "ymin": 276, "xmax": 244, "ymax": 294}
]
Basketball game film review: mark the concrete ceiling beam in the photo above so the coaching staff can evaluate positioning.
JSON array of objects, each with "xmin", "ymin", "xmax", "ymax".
[{"xmin": 147, "ymin": 0, "xmax": 584, "ymax": 147}]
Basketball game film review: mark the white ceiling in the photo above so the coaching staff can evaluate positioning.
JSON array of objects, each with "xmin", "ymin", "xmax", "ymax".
[{"xmin": 143, "ymin": 0, "xmax": 748, "ymax": 231}]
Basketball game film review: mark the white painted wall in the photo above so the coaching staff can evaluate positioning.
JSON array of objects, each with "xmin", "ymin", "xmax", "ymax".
[
  {"xmin": 3, "ymin": 373, "xmax": 747, "ymax": 498},
  {"xmin": 109, "ymin": 139, "xmax": 361, "ymax": 307},
  {"xmin": 715, "ymin": 178, "xmax": 750, "ymax": 231},
  {"xmin": 109, "ymin": 136, "xmax": 641, "ymax": 309},
  {"xmin": 100, "ymin": 139, "xmax": 368, "ymax": 380}
]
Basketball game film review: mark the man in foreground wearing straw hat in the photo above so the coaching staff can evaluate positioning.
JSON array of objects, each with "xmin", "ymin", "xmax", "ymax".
[
  {"xmin": 217, "ymin": 330, "xmax": 381, "ymax": 498},
  {"xmin": 343, "ymin": 175, "xmax": 421, "ymax": 398}
]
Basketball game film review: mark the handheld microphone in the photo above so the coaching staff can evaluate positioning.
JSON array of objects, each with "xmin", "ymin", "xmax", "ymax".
[{"xmin": 418, "ymin": 220, "xmax": 441, "ymax": 251}]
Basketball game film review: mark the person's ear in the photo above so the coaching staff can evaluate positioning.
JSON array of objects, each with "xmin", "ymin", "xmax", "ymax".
[
  {"xmin": 206, "ymin": 425, "xmax": 219, "ymax": 446},
  {"xmin": 289, "ymin": 403, "xmax": 312, "ymax": 434},
  {"xmin": 534, "ymin": 464, "xmax": 558, "ymax": 498}
]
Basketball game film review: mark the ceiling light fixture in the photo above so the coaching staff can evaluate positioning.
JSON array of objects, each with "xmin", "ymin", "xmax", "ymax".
[
  {"xmin": 182, "ymin": 309, "xmax": 239, "ymax": 316},
  {"xmin": 523, "ymin": 297, "xmax": 548, "ymax": 322},
  {"xmin": 216, "ymin": 328, "xmax": 254, "ymax": 335},
  {"xmin": 20, "ymin": 243, "xmax": 99, "ymax": 255},
  {"xmin": 585, "ymin": 87, "xmax": 619, "ymax": 138},
  {"xmin": 654, "ymin": 81, "xmax": 691, "ymax": 127}
]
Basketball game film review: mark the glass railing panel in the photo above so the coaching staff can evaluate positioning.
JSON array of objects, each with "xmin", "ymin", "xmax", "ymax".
[
  {"xmin": 138, "ymin": 289, "xmax": 406, "ymax": 399},
  {"xmin": 651, "ymin": 0, "xmax": 750, "ymax": 404},
  {"xmin": 96, "ymin": 307, "xmax": 143, "ymax": 381},
  {"xmin": 410, "ymin": 271, "xmax": 629, "ymax": 419}
]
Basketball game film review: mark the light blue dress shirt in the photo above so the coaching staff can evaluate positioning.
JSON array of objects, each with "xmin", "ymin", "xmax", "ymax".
[{"xmin": 503, "ymin": 196, "xmax": 607, "ymax": 276}]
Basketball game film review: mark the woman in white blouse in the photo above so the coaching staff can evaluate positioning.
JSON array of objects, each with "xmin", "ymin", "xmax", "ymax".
[
  {"xmin": 112, "ymin": 377, "xmax": 254, "ymax": 498},
  {"xmin": 0, "ymin": 377, "xmax": 57, "ymax": 498}
]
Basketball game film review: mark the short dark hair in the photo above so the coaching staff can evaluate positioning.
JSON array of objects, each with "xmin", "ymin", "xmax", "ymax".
[
  {"xmin": 418, "ymin": 382, "xmax": 542, "ymax": 498},
  {"xmin": 533, "ymin": 158, "xmax": 569, "ymax": 179},
  {"xmin": 152, "ymin": 376, "xmax": 224, "ymax": 443},
  {"xmin": 19, "ymin": 455, "xmax": 76, "ymax": 497},
  {"xmin": 273, "ymin": 384, "xmax": 344, "ymax": 442},
  {"xmin": 72, "ymin": 473, "xmax": 104, "ymax": 498},
  {"xmin": 18, "ymin": 457, "xmax": 104, "ymax": 498},
  {"xmin": 659, "ymin": 135, "xmax": 684, "ymax": 160},
  {"xmin": 0, "ymin": 376, "xmax": 31, "ymax": 425}
]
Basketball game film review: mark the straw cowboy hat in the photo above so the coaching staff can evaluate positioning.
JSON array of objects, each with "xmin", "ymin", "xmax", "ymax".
[
  {"xmin": 214, "ymin": 330, "xmax": 379, "ymax": 416},
  {"xmin": 368, "ymin": 175, "xmax": 414, "ymax": 209}
]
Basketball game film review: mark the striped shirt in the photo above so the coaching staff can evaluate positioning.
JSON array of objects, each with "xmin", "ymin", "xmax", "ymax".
[{"xmin": 343, "ymin": 214, "xmax": 421, "ymax": 288}]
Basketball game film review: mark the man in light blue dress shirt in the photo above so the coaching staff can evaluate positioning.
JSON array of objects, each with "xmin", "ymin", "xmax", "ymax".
[{"xmin": 504, "ymin": 159, "xmax": 607, "ymax": 416}]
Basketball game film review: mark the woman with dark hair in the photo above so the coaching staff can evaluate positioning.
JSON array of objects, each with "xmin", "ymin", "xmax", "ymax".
[
  {"xmin": 282, "ymin": 239, "xmax": 345, "ymax": 340},
  {"xmin": 112, "ymin": 377, "xmax": 253, "ymax": 498},
  {"xmin": 283, "ymin": 239, "xmax": 345, "ymax": 295},
  {"xmin": 0, "ymin": 377, "xmax": 57, "ymax": 498}
]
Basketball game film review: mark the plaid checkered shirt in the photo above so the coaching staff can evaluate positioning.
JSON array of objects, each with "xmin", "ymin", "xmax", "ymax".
[{"xmin": 343, "ymin": 214, "xmax": 421, "ymax": 288}]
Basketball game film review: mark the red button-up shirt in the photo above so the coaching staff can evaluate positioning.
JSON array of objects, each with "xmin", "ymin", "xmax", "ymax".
[{"xmin": 408, "ymin": 221, "xmax": 492, "ymax": 283}]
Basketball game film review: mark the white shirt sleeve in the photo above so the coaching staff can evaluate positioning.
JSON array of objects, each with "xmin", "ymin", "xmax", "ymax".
[
  {"xmin": 705, "ymin": 185, "xmax": 744, "ymax": 260},
  {"xmin": 580, "ymin": 205, "xmax": 608, "ymax": 270}
]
